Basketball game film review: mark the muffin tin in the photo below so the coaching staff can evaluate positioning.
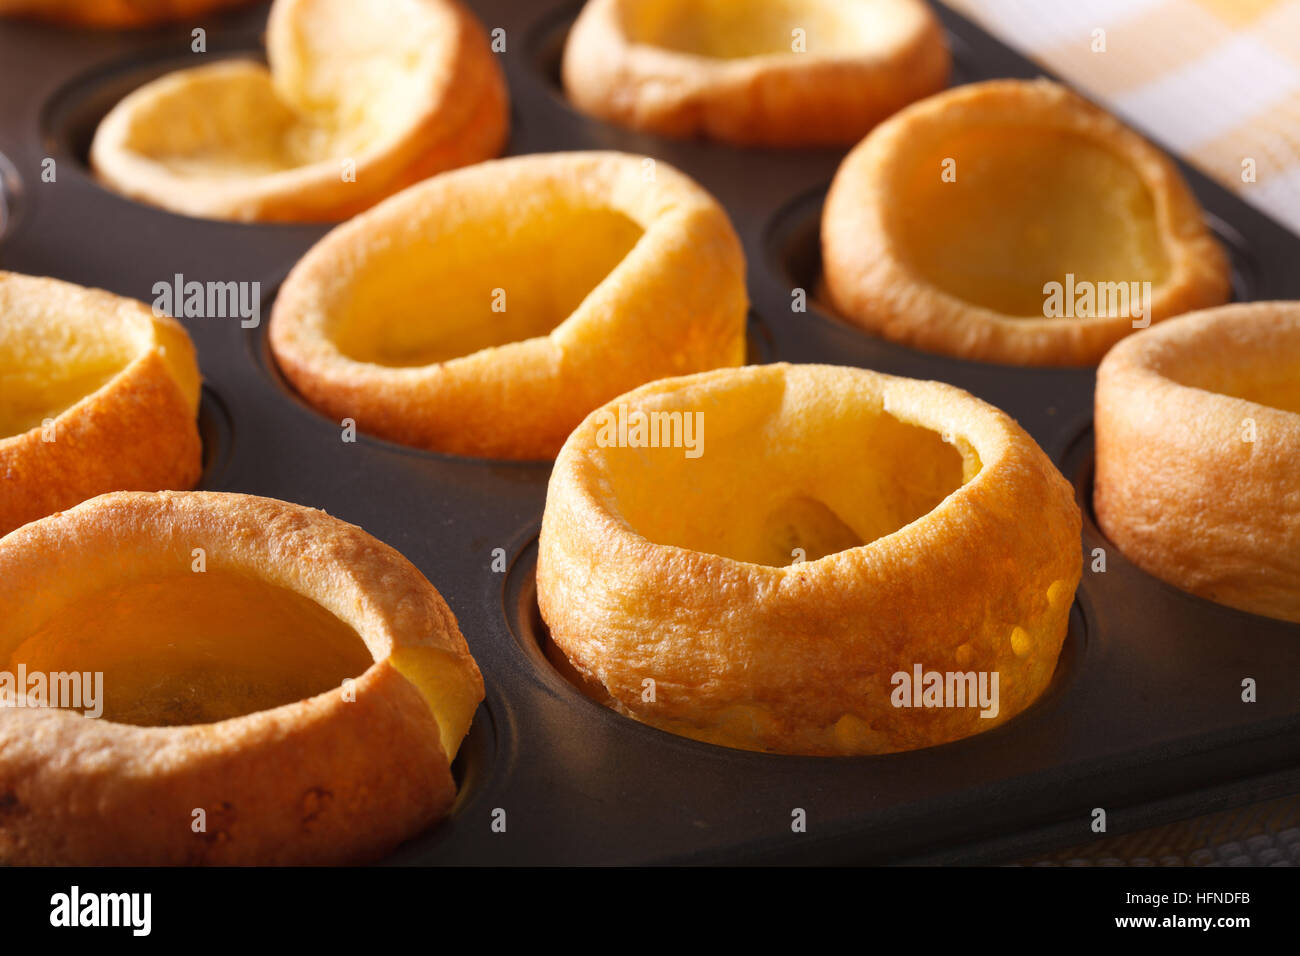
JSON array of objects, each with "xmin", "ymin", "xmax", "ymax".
[{"xmin": 1, "ymin": 0, "xmax": 1298, "ymax": 865}]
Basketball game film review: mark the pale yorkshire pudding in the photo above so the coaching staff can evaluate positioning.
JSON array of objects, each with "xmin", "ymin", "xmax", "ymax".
[
  {"xmin": 0, "ymin": 490, "xmax": 484, "ymax": 865},
  {"xmin": 0, "ymin": 271, "xmax": 201, "ymax": 536},
  {"xmin": 537, "ymin": 363, "xmax": 1082, "ymax": 755},
  {"xmin": 269, "ymin": 151, "xmax": 748, "ymax": 460},
  {"xmin": 823, "ymin": 79, "xmax": 1231, "ymax": 366},
  {"xmin": 90, "ymin": 0, "xmax": 507, "ymax": 222},
  {"xmin": 1095, "ymin": 302, "xmax": 1300, "ymax": 623},
  {"xmin": 562, "ymin": 0, "xmax": 948, "ymax": 146},
  {"xmin": 0, "ymin": 0, "xmax": 257, "ymax": 28}
]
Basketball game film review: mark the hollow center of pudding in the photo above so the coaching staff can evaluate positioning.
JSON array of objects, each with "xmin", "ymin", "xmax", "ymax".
[
  {"xmin": 622, "ymin": 0, "xmax": 880, "ymax": 58},
  {"xmin": 1167, "ymin": 349, "xmax": 1300, "ymax": 414},
  {"xmin": 1217, "ymin": 377, "xmax": 1300, "ymax": 414},
  {"xmin": 6, "ymin": 568, "xmax": 373, "ymax": 726},
  {"xmin": 0, "ymin": 305, "xmax": 138, "ymax": 438},
  {"xmin": 115, "ymin": 62, "xmax": 419, "ymax": 178},
  {"xmin": 118, "ymin": 0, "xmax": 455, "ymax": 180},
  {"xmin": 601, "ymin": 386, "xmax": 973, "ymax": 566},
  {"xmin": 892, "ymin": 126, "xmax": 1171, "ymax": 317},
  {"xmin": 329, "ymin": 205, "xmax": 645, "ymax": 366}
]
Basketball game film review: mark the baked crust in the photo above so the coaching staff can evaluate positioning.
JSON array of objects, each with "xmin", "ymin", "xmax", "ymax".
[
  {"xmin": 561, "ymin": 0, "xmax": 948, "ymax": 146},
  {"xmin": 0, "ymin": 490, "xmax": 484, "ymax": 865},
  {"xmin": 269, "ymin": 151, "xmax": 749, "ymax": 460},
  {"xmin": 0, "ymin": 0, "xmax": 256, "ymax": 27},
  {"xmin": 1095, "ymin": 302, "xmax": 1300, "ymax": 622},
  {"xmin": 537, "ymin": 363, "xmax": 1081, "ymax": 755},
  {"xmin": 90, "ymin": 0, "xmax": 507, "ymax": 222},
  {"xmin": 0, "ymin": 271, "xmax": 201, "ymax": 536},
  {"xmin": 822, "ymin": 79, "xmax": 1231, "ymax": 365}
]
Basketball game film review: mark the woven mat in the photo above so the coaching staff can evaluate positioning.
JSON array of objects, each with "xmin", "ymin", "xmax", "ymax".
[
  {"xmin": 942, "ymin": 0, "xmax": 1300, "ymax": 236},
  {"xmin": 1020, "ymin": 792, "xmax": 1300, "ymax": 866}
]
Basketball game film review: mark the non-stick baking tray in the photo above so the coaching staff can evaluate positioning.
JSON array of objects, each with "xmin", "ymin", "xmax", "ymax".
[{"xmin": 1, "ymin": 0, "xmax": 1297, "ymax": 866}]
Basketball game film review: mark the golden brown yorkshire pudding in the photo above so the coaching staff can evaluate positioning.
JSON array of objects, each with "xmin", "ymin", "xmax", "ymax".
[
  {"xmin": 269, "ymin": 151, "xmax": 749, "ymax": 460},
  {"xmin": 537, "ymin": 363, "xmax": 1081, "ymax": 755},
  {"xmin": 1095, "ymin": 302, "xmax": 1300, "ymax": 623},
  {"xmin": 562, "ymin": 0, "xmax": 949, "ymax": 146},
  {"xmin": 823, "ymin": 79, "xmax": 1231, "ymax": 366},
  {"xmin": 90, "ymin": 0, "xmax": 507, "ymax": 222},
  {"xmin": 0, "ymin": 0, "xmax": 257, "ymax": 28},
  {"xmin": 0, "ymin": 490, "xmax": 484, "ymax": 865},
  {"xmin": 0, "ymin": 271, "xmax": 201, "ymax": 536}
]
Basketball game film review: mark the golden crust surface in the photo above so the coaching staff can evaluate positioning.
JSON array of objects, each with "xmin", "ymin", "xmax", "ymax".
[
  {"xmin": 562, "ymin": 0, "xmax": 949, "ymax": 146},
  {"xmin": 1095, "ymin": 302, "xmax": 1300, "ymax": 622},
  {"xmin": 822, "ymin": 79, "xmax": 1231, "ymax": 366},
  {"xmin": 0, "ymin": 490, "xmax": 484, "ymax": 864},
  {"xmin": 537, "ymin": 363, "xmax": 1082, "ymax": 755},
  {"xmin": 0, "ymin": 0, "xmax": 256, "ymax": 27},
  {"xmin": 269, "ymin": 151, "xmax": 749, "ymax": 460},
  {"xmin": 0, "ymin": 271, "xmax": 202, "ymax": 536},
  {"xmin": 89, "ymin": 0, "xmax": 508, "ymax": 222}
]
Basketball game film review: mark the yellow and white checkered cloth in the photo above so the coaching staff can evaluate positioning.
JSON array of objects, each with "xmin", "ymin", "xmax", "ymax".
[{"xmin": 942, "ymin": 0, "xmax": 1300, "ymax": 236}]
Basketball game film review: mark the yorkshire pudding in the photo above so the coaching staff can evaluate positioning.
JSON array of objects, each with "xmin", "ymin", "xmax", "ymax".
[
  {"xmin": 0, "ymin": 490, "xmax": 484, "ymax": 865},
  {"xmin": 562, "ymin": 0, "xmax": 948, "ymax": 146},
  {"xmin": 823, "ymin": 79, "xmax": 1231, "ymax": 365},
  {"xmin": 269, "ymin": 151, "xmax": 748, "ymax": 459},
  {"xmin": 90, "ymin": 0, "xmax": 507, "ymax": 222},
  {"xmin": 537, "ymin": 363, "xmax": 1081, "ymax": 755},
  {"xmin": 1095, "ymin": 302, "xmax": 1300, "ymax": 623},
  {"xmin": 0, "ymin": 271, "xmax": 200, "ymax": 536},
  {"xmin": 0, "ymin": 0, "xmax": 256, "ymax": 27}
]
